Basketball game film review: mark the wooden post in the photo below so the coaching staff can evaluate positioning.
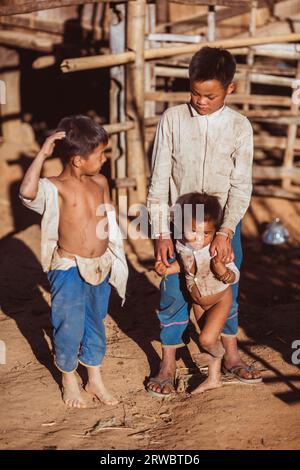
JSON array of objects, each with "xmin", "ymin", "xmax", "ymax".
[
  {"xmin": 207, "ymin": 5, "xmax": 216, "ymax": 42},
  {"xmin": 282, "ymin": 59, "xmax": 300, "ymax": 191},
  {"xmin": 126, "ymin": 0, "xmax": 147, "ymax": 205},
  {"xmin": 243, "ymin": 0, "xmax": 258, "ymax": 111},
  {"xmin": 0, "ymin": 47, "xmax": 21, "ymax": 143},
  {"xmin": 109, "ymin": 2, "xmax": 126, "ymax": 205}
]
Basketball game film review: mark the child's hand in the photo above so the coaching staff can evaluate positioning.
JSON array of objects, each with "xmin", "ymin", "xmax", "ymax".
[
  {"xmin": 155, "ymin": 261, "xmax": 168, "ymax": 276},
  {"xmin": 40, "ymin": 131, "xmax": 66, "ymax": 159},
  {"xmin": 211, "ymin": 256, "xmax": 227, "ymax": 277}
]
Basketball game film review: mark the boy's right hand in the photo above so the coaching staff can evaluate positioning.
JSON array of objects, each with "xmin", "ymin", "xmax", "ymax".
[
  {"xmin": 39, "ymin": 131, "xmax": 66, "ymax": 158},
  {"xmin": 155, "ymin": 234, "xmax": 174, "ymax": 267},
  {"xmin": 155, "ymin": 261, "xmax": 168, "ymax": 276}
]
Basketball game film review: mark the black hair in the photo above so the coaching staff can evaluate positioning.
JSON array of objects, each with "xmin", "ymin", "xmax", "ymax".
[
  {"xmin": 53, "ymin": 114, "xmax": 108, "ymax": 164},
  {"xmin": 189, "ymin": 46, "xmax": 236, "ymax": 87},
  {"xmin": 176, "ymin": 192, "xmax": 223, "ymax": 228}
]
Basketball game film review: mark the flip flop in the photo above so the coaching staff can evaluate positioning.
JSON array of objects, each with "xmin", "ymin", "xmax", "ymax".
[
  {"xmin": 147, "ymin": 377, "xmax": 175, "ymax": 398},
  {"xmin": 222, "ymin": 365, "xmax": 262, "ymax": 384}
]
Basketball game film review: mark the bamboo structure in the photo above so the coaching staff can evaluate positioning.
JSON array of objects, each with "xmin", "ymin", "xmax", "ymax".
[{"xmin": 1, "ymin": 0, "xmax": 300, "ymax": 202}]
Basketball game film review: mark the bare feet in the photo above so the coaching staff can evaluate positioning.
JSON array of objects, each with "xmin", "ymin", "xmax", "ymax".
[
  {"xmin": 191, "ymin": 376, "xmax": 223, "ymax": 395},
  {"xmin": 62, "ymin": 372, "xmax": 87, "ymax": 408},
  {"xmin": 85, "ymin": 367, "xmax": 118, "ymax": 406},
  {"xmin": 191, "ymin": 356, "xmax": 222, "ymax": 395}
]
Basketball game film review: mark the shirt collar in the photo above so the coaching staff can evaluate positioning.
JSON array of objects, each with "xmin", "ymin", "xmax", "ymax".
[{"xmin": 188, "ymin": 102, "xmax": 226, "ymax": 120}]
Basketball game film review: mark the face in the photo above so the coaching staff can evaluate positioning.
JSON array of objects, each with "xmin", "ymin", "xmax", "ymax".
[
  {"xmin": 184, "ymin": 218, "xmax": 216, "ymax": 250},
  {"xmin": 190, "ymin": 79, "xmax": 234, "ymax": 116},
  {"xmin": 75, "ymin": 143, "xmax": 108, "ymax": 175}
]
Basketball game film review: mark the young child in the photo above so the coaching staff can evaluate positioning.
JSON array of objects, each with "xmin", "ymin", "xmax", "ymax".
[
  {"xmin": 19, "ymin": 115, "xmax": 128, "ymax": 408},
  {"xmin": 147, "ymin": 46, "xmax": 261, "ymax": 398},
  {"xmin": 155, "ymin": 192, "xmax": 239, "ymax": 394}
]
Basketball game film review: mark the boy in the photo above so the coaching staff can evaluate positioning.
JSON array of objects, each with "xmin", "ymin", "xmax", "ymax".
[
  {"xmin": 20, "ymin": 115, "xmax": 128, "ymax": 408},
  {"xmin": 147, "ymin": 47, "xmax": 262, "ymax": 397}
]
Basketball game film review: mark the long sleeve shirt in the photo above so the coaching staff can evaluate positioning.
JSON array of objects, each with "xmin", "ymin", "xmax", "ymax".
[{"xmin": 147, "ymin": 103, "xmax": 253, "ymax": 235}]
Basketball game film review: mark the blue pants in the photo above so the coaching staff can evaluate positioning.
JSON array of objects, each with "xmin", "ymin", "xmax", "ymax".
[
  {"xmin": 47, "ymin": 267, "xmax": 111, "ymax": 373},
  {"xmin": 158, "ymin": 223, "xmax": 243, "ymax": 347}
]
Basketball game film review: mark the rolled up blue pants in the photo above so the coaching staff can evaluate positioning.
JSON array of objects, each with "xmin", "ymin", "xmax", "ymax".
[{"xmin": 47, "ymin": 267, "xmax": 111, "ymax": 373}]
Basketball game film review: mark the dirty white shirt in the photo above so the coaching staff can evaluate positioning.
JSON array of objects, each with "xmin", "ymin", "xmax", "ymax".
[
  {"xmin": 147, "ymin": 103, "xmax": 253, "ymax": 235},
  {"xmin": 176, "ymin": 240, "xmax": 240, "ymax": 297},
  {"xmin": 19, "ymin": 178, "xmax": 128, "ymax": 303}
]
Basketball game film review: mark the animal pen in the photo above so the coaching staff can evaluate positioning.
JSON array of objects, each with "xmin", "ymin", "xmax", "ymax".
[{"xmin": 1, "ymin": 0, "xmax": 300, "ymax": 209}]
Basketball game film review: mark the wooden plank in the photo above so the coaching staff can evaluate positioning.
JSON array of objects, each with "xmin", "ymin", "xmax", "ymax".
[
  {"xmin": 167, "ymin": 0, "xmax": 266, "ymax": 6},
  {"xmin": 103, "ymin": 121, "xmax": 135, "ymax": 134},
  {"xmin": 0, "ymin": 0, "xmax": 124, "ymax": 17},
  {"xmin": 145, "ymin": 91, "xmax": 292, "ymax": 107},
  {"xmin": 253, "ymin": 185, "xmax": 300, "ymax": 200},
  {"xmin": 0, "ymin": 28, "xmax": 58, "ymax": 52},
  {"xmin": 254, "ymin": 135, "xmax": 300, "ymax": 152},
  {"xmin": 253, "ymin": 165, "xmax": 300, "ymax": 183},
  {"xmin": 156, "ymin": 5, "xmax": 250, "ymax": 33}
]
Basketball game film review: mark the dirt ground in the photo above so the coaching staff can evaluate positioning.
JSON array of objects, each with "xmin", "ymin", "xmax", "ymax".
[{"xmin": 0, "ymin": 156, "xmax": 300, "ymax": 450}]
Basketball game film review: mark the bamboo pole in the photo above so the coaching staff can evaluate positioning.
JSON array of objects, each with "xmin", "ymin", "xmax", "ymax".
[
  {"xmin": 253, "ymin": 186, "xmax": 300, "ymax": 200},
  {"xmin": 103, "ymin": 121, "xmax": 135, "ymax": 134},
  {"xmin": 109, "ymin": 2, "xmax": 127, "ymax": 205},
  {"xmin": 144, "ymin": 91, "xmax": 293, "ymax": 106},
  {"xmin": 282, "ymin": 59, "xmax": 300, "ymax": 190},
  {"xmin": 0, "ymin": 0, "xmax": 125, "ymax": 17},
  {"xmin": 243, "ymin": 0, "xmax": 258, "ymax": 112},
  {"xmin": 126, "ymin": 0, "xmax": 147, "ymax": 204},
  {"xmin": 60, "ymin": 33, "xmax": 300, "ymax": 73}
]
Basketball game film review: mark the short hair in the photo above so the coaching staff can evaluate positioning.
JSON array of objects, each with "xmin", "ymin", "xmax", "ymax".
[
  {"xmin": 53, "ymin": 115, "xmax": 108, "ymax": 164},
  {"xmin": 189, "ymin": 47, "xmax": 236, "ymax": 87},
  {"xmin": 176, "ymin": 192, "xmax": 223, "ymax": 228}
]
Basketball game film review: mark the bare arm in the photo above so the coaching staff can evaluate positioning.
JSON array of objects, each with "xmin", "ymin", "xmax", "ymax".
[{"xmin": 19, "ymin": 131, "xmax": 66, "ymax": 200}]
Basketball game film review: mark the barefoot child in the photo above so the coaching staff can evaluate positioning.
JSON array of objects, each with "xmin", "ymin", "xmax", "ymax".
[
  {"xmin": 19, "ymin": 115, "xmax": 128, "ymax": 408},
  {"xmin": 155, "ymin": 193, "xmax": 239, "ymax": 395}
]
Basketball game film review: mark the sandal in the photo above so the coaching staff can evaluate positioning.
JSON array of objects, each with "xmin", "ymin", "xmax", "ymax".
[
  {"xmin": 222, "ymin": 365, "xmax": 262, "ymax": 384},
  {"xmin": 147, "ymin": 377, "xmax": 175, "ymax": 398}
]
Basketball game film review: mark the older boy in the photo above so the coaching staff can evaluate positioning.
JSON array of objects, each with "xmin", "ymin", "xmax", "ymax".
[
  {"xmin": 147, "ymin": 47, "xmax": 262, "ymax": 397},
  {"xmin": 20, "ymin": 115, "xmax": 128, "ymax": 408}
]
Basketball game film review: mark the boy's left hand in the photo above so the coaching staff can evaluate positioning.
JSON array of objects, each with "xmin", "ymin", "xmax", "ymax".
[{"xmin": 210, "ymin": 234, "xmax": 233, "ymax": 263}]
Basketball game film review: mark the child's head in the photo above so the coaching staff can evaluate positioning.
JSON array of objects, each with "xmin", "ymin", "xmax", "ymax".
[
  {"xmin": 189, "ymin": 47, "xmax": 236, "ymax": 116},
  {"xmin": 176, "ymin": 192, "xmax": 223, "ymax": 249},
  {"xmin": 54, "ymin": 115, "xmax": 109, "ymax": 175}
]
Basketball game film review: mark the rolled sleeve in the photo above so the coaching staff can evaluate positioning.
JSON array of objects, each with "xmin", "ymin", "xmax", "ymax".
[
  {"xmin": 222, "ymin": 118, "xmax": 253, "ymax": 232},
  {"xmin": 147, "ymin": 111, "xmax": 173, "ymax": 235},
  {"xmin": 19, "ymin": 179, "xmax": 46, "ymax": 215}
]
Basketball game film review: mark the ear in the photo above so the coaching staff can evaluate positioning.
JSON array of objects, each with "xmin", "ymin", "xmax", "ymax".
[
  {"xmin": 226, "ymin": 82, "xmax": 235, "ymax": 95},
  {"xmin": 72, "ymin": 155, "xmax": 82, "ymax": 167}
]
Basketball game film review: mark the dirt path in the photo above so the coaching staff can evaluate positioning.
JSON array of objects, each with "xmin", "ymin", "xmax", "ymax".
[{"xmin": 0, "ymin": 164, "xmax": 300, "ymax": 449}]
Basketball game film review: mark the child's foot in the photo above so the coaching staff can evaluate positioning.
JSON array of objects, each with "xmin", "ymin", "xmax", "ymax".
[
  {"xmin": 85, "ymin": 367, "xmax": 118, "ymax": 406},
  {"xmin": 62, "ymin": 373, "xmax": 87, "ymax": 408},
  {"xmin": 191, "ymin": 355, "xmax": 222, "ymax": 395},
  {"xmin": 191, "ymin": 376, "xmax": 222, "ymax": 395}
]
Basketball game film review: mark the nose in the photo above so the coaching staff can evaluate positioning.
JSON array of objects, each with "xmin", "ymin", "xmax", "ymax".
[{"xmin": 197, "ymin": 97, "xmax": 208, "ymax": 106}]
